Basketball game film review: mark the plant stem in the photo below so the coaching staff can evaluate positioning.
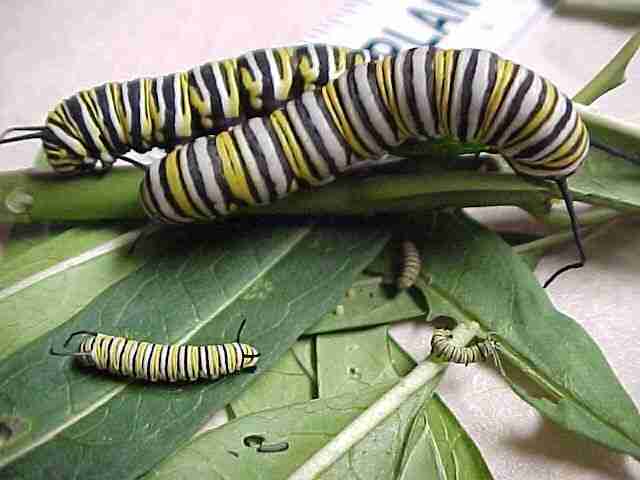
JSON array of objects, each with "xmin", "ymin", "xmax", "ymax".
[
  {"xmin": 0, "ymin": 168, "xmax": 552, "ymax": 223},
  {"xmin": 288, "ymin": 322, "xmax": 480, "ymax": 480},
  {"xmin": 535, "ymin": 206, "xmax": 623, "ymax": 230},
  {"xmin": 0, "ymin": 168, "xmax": 145, "ymax": 223},
  {"xmin": 573, "ymin": 32, "xmax": 640, "ymax": 105}
]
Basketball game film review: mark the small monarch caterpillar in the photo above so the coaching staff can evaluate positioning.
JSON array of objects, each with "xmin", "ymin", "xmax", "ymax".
[
  {"xmin": 49, "ymin": 319, "xmax": 260, "ymax": 382},
  {"xmin": 0, "ymin": 44, "xmax": 375, "ymax": 175},
  {"xmin": 430, "ymin": 328, "xmax": 502, "ymax": 374},
  {"xmin": 136, "ymin": 46, "xmax": 589, "ymax": 286},
  {"xmin": 396, "ymin": 239, "xmax": 422, "ymax": 290}
]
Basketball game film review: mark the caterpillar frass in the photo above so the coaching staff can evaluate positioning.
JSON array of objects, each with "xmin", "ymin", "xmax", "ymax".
[
  {"xmin": 49, "ymin": 320, "xmax": 260, "ymax": 382},
  {"xmin": 137, "ymin": 46, "xmax": 590, "ymax": 287},
  {"xmin": 0, "ymin": 45, "xmax": 375, "ymax": 175},
  {"xmin": 430, "ymin": 328, "xmax": 501, "ymax": 370}
]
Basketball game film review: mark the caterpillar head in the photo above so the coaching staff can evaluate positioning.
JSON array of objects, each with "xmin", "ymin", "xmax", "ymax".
[
  {"xmin": 498, "ymin": 100, "xmax": 590, "ymax": 181},
  {"xmin": 42, "ymin": 110, "xmax": 101, "ymax": 175},
  {"xmin": 239, "ymin": 344, "xmax": 261, "ymax": 370},
  {"xmin": 76, "ymin": 334, "xmax": 99, "ymax": 367}
]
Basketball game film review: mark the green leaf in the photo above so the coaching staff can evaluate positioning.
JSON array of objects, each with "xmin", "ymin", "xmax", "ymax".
[
  {"xmin": 570, "ymin": 146, "xmax": 640, "ymax": 211},
  {"xmin": 230, "ymin": 339, "xmax": 315, "ymax": 417},
  {"xmin": 145, "ymin": 387, "xmax": 493, "ymax": 480},
  {"xmin": 581, "ymin": 102, "xmax": 640, "ymax": 152},
  {"xmin": 316, "ymin": 325, "xmax": 415, "ymax": 398},
  {"xmin": 0, "ymin": 219, "xmax": 388, "ymax": 479},
  {"xmin": 1, "ymin": 224, "xmax": 68, "ymax": 259},
  {"xmin": 306, "ymin": 273, "xmax": 426, "ymax": 335},
  {"xmin": 574, "ymin": 32, "xmax": 640, "ymax": 105},
  {"xmin": 417, "ymin": 211, "xmax": 640, "ymax": 458},
  {"xmin": 145, "ymin": 321, "xmax": 486, "ymax": 479},
  {"xmin": 315, "ymin": 386, "xmax": 433, "ymax": 480},
  {"xmin": 0, "ymin": 224, "xmax": 159, "ymax": 361},
  {"xmin": 144, "ymin": 383, "xmax": 395, "ymax": 480},
  {"xmin": 396, "ymin": 393, "xmax": 493, "ymax": 480},
  {"xmin": 308, "ymin": 325, "xmax": 490, "ymax": 479},
  {"xmin": 0, "ymin": 224, "xmax": 137, "ymax": 289}
]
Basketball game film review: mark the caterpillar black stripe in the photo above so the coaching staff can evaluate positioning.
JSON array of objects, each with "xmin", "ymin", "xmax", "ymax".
[
  {"xmin": 139, "ymin": 46, "xmax": 589, "ymax": 286},
  {"xmin": 431, "ymin": 328, "xmax": 499, "ymax": 367},
  {"xmin": 0, "ymin": 45, "xmax": 374, "ymax": 175},
  {"xmin": 50, "ymin": 320, "xmax": 260, "ymax": 382}
]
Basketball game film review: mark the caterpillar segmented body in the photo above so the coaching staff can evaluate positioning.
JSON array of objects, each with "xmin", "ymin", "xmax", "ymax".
[
  {"xmin": 396, "ymin": 239, "xmax": 422, "ymax": 290},
  {"xmin": 430, "ymin": 328, "xmax": 497, "ymax": 366},
  {"xmin": 140, "ymin": 46, "xmax": 589, "ymax": 224},
  {"xmin": 51, "ymin": 324, "xmax": 260, "ymax": 382},
  {"xmin": 138, "ymin": 45, "xmax": 589, "ymax": 285},
  {"xmin": 0, "ymin": 44, "xmax": 375, "ymax": 175}
]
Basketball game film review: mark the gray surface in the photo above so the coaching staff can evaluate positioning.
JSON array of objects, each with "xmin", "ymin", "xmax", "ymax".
[{"xmin": 1, "ymin": 1, "xmax": 640, "ymax": 478}]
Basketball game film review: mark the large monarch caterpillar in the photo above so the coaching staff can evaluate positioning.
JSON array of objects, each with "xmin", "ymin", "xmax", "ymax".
[
  {"xmin": 137, "ymin": 46, "xmax": 589, "ymax": 286},
  {"xmin": 0, "ymin": 44, "xmax": 374, "ymax": 175},
  {"xmin": 49, "ymin": 320, "xmax": 260, "ymax": 382}
]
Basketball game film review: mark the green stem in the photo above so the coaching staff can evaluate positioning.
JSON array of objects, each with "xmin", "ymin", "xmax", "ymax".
[
  {"xmin": 0, "ymin": 168, "xmax": 145, "ymax": 223},
  {"xmin": 536, "ymin": 205, "xmax": 624, "ymax": 230},
  {"xmin": 0, "ymin": 168, "xmax": 552, "ymax": 223},
  {"xmin": 573, "ymin": 32, "xmax": 640, "ymax": 105}
]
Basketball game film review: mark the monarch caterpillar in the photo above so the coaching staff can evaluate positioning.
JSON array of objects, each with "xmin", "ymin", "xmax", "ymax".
[
  {"xmin": 49, "ymin": 319, "xmax": 260, "ymax": 382},
  {"xmin": 0, "ymin": 44, "xmax": 374, "ymax": 175},
  {"xmin": 137, "ymin": 46, "xmax": 589, "ymax": 286},
  {"xmin": 396, "ymin": 239, "xmax": 422, "ymax": 290},
  {"xmin": 430, "ymin": 328, "xmax": 501, "ymax": 370}
]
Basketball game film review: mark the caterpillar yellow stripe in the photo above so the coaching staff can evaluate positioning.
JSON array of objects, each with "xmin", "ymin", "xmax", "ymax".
[
  {"xmin": 140, "ymin": 46, "xmax": 589, "ymax": 287},
  {"xmin": 141, "ymin": 46, "xmax": 588, "ymax": 224},
  {"xmin": 51, "ymin": 323, "xmax": 260, "ymax": 383},
  {"xmin": 0, "ymin": 44, "xmax": 376, "ymax": 175}
]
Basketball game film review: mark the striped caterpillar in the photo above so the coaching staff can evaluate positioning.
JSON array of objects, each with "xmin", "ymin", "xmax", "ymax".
[
  {"xmin": 0, "ymin": 44, "xmax": 374, "ymax": 175},
  {"xmin": 396, "ymin": 239, "xmax": 422, "ymax": 290},
  {"xmin": 137, "ymin": 46, "xmax": 589, "ymax": 286},
  {"xmin": 50, "ymin": 320, "xmax": 259, "ymax": 382},
  {"xmin": 431, "ymin": 328, "xmax": 502, "ymax": 373}
]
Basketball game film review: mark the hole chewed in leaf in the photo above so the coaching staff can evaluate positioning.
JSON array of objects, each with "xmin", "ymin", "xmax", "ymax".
[
  {"xmin": 243, "ymin": 434, "xmax": 265, "ymax": 448},
  {"xmin": 0, "ymin": 416, "xmax": 27, "ymax": 448}
]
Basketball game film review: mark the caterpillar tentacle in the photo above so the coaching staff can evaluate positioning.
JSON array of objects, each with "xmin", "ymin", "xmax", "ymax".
[
  {"xmin": 1, "ymin": 45, "xmax": 375, "ymax": 175},
  {"xmin": 51, "ymin": 321, "xmax": 260, "ymax": 382}
]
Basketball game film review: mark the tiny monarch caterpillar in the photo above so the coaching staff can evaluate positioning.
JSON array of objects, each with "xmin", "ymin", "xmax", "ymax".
[
  {"xmin": 49, "ymin": 319, "xmax": 260, "ymax": 382},
  {"xmin": 0, "ymin": 44, "xmax": 375, "ymax": 175},
  {"xmin": 396, "ymin": 239, "xmax": 422, "ymax": 290},
  {"xmin": 136, "ymin": 46, "xmax": 589, "ymax": 286},
  {"xmin": 431, "ymin": 328, "xmax": 503, "ymax": 375}
]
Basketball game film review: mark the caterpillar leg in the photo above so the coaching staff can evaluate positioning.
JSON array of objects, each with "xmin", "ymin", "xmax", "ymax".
[{"xmin": 542, "ymin": 178, "xmax": 586, "ymax": 288}]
